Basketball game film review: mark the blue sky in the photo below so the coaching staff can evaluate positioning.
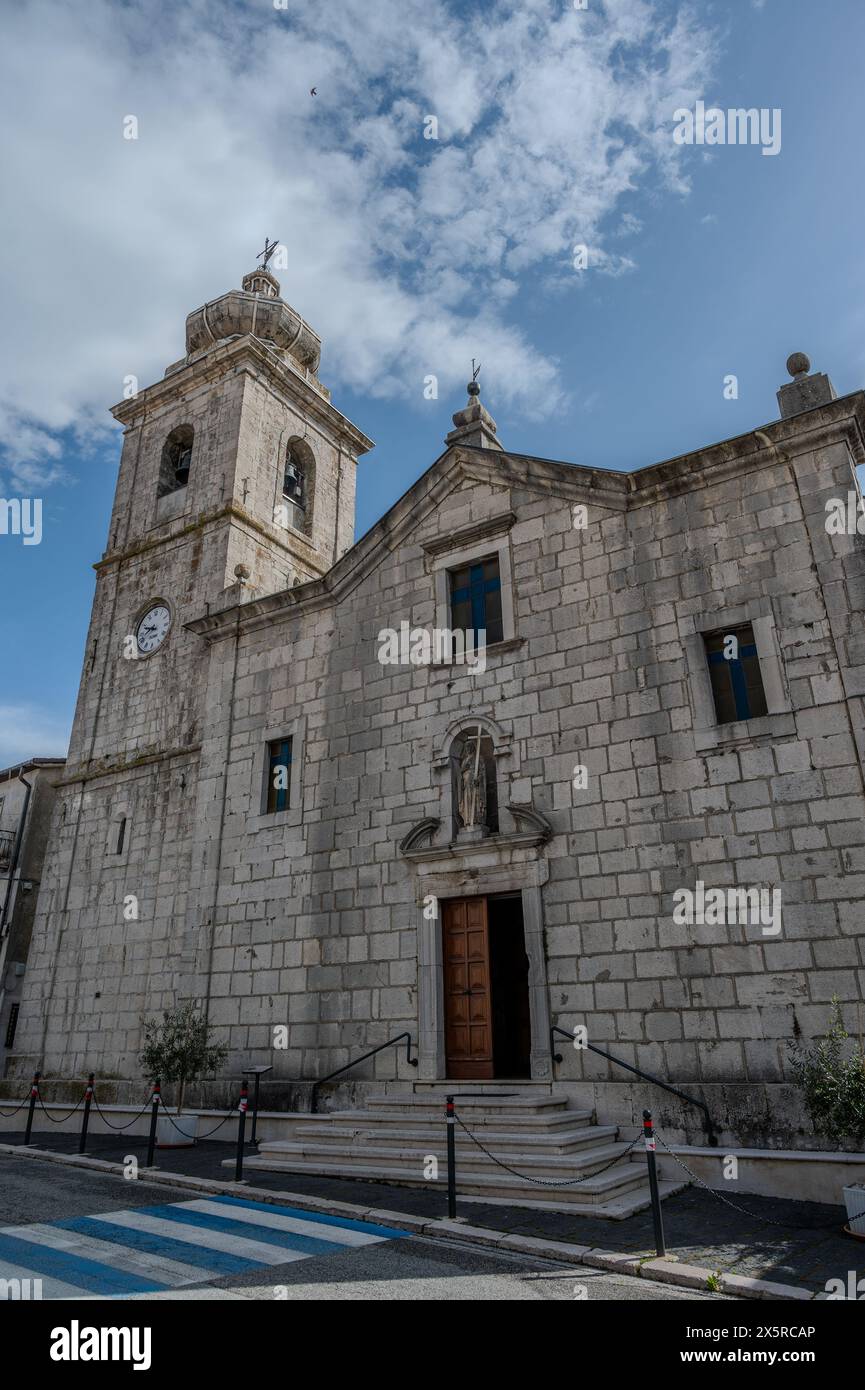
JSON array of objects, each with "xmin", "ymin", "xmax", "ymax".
[{"xmin": 1, "ymin": 0, "xmax": 864, "ymax": 765}]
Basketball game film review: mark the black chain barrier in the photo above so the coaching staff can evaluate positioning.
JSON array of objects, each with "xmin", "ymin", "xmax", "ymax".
[
  {"xmin": 454, "ymin": 1111, "xmax": 643, "ymax": 1187},
  {"xmin": 91, "ymin": 1093, "xmax": 155, "ymax": 1131},
  {"xmin": 154, "ymin": 1098, "xmax": 237, "ymax": 1141},
  {"xmin": 2, "ymin": 1079, "xmax": 240, "ymax": 1142},
  {"xmin": 36, "ymin": 1092, "xmax": 86, "ymax": 1124},
  {"xmin": 450, "ymin": 1107, "xmax": 834, "ymax": 1237},
  {"xmin": 653, "ymin": 1131, "xmax": 831, "ymax": 1233},
  {"xmin": 0, "ymin": 1095, "xmax": 30, "ymax": 1118}
]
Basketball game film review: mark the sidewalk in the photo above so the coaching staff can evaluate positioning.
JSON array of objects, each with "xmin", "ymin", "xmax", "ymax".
[{"xmin": 1, "ymin": 1129, "xmax": 855, "ymax": 1297}]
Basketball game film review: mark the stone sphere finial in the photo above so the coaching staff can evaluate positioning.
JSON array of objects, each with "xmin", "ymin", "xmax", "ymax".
[
  {"xmin": 467, "ymin": 380, "xmax": 481, "ymax": 397},
  {"xmin": 234, "ymin": 563, "xmax": 251, "ymax": 583},
  {"xmin": 787, "ymin": 351, "xmax": 811, "ymax": 378}
]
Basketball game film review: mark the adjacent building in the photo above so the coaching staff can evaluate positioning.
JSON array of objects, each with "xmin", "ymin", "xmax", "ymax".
[{"xmin": 0, "ymin": 758, "xmax": 65, "ymax": 1063}]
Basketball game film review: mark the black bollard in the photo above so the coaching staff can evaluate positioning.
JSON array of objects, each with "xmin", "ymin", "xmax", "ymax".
[
  {"xmin": 145, "ymin": 1081, "xmax": 161, "ymax": 1168},
  {"xmin": 235, "ymin": 1083, "xmax": 248, "ymax": 1182},
  {"xmin": 446, "ymin": 1094, "xmax": 456, "ymax": 1219},
  {"xmin": 78, "ymin": 1073, "xmax": 94, "ymax": 1154},
  {"xmin": 643, "ymin": 1109, "xmax": 666, "ymax": 1258},
  {"xmin": 23, "ymin": 1070, "xmax": 40, "ymax": 1146}
]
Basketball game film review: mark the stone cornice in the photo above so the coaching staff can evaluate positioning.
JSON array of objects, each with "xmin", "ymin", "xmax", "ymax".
[
  {"xmin": 58, "ymin": 743, "xmax": 202, "ymax": 787},
  {"xmin": 421, "ymin": 509, "xmax": 516, "ymax": 556},
  {"xmin": 110, "ymin": 334, "xmax": 374, "ymax": 456},
  {"xmin": 94, "ymin": 500, "xmax": 326, "ymax": 576},
  {"xmin": 402, "ymin": 829, "xmax": 552, "ymax": 869},
  {"xmin": 628, "ymin": 392, "xmax": 865, "ymax": 505},
  {"xmin": 464, "ymin": 448, "xmax": 630, "ymax": 510}
]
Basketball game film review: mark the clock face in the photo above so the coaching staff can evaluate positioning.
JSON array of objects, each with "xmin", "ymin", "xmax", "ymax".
[{"xmin": 136, "ymin": 603, "xmax": 171, "ymax": 655}]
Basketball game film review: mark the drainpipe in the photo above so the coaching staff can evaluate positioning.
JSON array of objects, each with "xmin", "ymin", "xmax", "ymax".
[{"xmin": 0, "ymin": 768, "xmax": 33, "ymax": 940}]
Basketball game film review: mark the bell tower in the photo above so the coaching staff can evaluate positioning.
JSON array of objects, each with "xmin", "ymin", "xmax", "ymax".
[
  {"xmin": 9, "ymin": 260, "xmax": 373, "ymax": 1078},
  {"xmin": 66, "ymin": 256, "xmax": 373, "ymax": 773},
  {"xmin": 110, "ymin": 257, "xmax": 373, "ymax": 601}
]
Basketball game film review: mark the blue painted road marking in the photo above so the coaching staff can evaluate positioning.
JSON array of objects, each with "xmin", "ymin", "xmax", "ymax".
[{"xmin": 0, "ymin": 1195, "xmax": 409, "ymax": 1299}]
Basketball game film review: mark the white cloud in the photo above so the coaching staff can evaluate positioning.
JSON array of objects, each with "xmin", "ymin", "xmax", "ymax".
[{"xmin": 0, "ymin": 0, "xmax": 717, "ymax": 461}]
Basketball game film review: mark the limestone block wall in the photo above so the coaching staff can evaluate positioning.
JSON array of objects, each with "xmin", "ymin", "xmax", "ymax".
[
  {"xmin": 545, "ymin": 428, "xmax": 865, "ymax": 1099},
  {"xmin": 192, "ymin": 409, "xmax": 865, "ymax": 1138},
  {"xmin": 11, "ymin": 752, "xmax": 200, "ymax": 1076}
]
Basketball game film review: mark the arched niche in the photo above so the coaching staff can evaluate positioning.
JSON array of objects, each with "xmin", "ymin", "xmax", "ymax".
[
  {"xmin": 433, "ymin": 716, "xmax": 514, "ymax": 844},
  {"xmin": 280, "ymin": 436, "xmax": 315, "ymax": 537},
  {"xmin": 158, "ymin": 424, "xmax": 194, "ymax": 498}
]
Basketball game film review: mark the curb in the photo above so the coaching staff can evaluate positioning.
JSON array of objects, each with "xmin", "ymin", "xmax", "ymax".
[{"xmin": 0, "ymin": 1142, "xmax": 817, "ymax": 1301}]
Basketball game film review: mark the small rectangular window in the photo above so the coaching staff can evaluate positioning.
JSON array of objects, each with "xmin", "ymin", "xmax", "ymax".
[
  {"xmin": 448, "ymin": 556, "xmax": 503, "ymax": 647},
  {"xmin": 704, "ymin": 624, "xmax": 768, "ymax": 725},
  {"xmin": 4, "ymin": 1003, "xmax": 19, "ymax": 1049},
  {"xmin": 266, "ymin": 738, "xmax": 293, "ymax": 813}
]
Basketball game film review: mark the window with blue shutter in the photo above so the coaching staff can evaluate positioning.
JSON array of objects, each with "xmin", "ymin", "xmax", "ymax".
[
  {"xmin": 266, "ymin": 737, "xmax": 293, "ymax": 813},
  {"xmin": 448, "ymin": 556, "xmax": 503, "ymax": 648},
  {"xmin": 704, "ymin": 625, "xmax": 768, "ymax": 725}
]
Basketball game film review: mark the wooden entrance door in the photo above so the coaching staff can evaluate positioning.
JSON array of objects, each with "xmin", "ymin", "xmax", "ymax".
[{"xmin": 442, "ymin": 897, "xmax": 493, "ymax": 1079}]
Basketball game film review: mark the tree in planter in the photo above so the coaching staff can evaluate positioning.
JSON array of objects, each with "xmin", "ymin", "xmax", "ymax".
[
  {"xmin": 139, "ymin": 1000, "xmax": 228, "ymax": 1115},
  {"xmin": 787, "ymin": 998, "xmax": 865, "ymax": 1147}
]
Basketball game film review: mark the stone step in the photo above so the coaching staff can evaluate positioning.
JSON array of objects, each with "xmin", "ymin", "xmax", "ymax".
[
  {"xmin": 289, "ymin": 1123, "xmax": 620, "ymax": 1154},
  {"xmin": 254, "ymin": 1139, "xmax": 638, "ymax": 1184},
  {"xmin": 238, "ymin": 1153, "xmax": 682, "ymax": 1215},
  {"xmin": 411, "ymin": 1081, "xmax": 555, "ymax": 1096},
  {"xmin": 352, "ymin": 1103, "xmax": 582, "ymax": 1130},
  {"xmin": 307, "ymin": 1107, "xmax": 593, "ymax": 1134},
  {"xmin": 366, "ymin": 1093, "xmax": 569, "ymax": 1114}
]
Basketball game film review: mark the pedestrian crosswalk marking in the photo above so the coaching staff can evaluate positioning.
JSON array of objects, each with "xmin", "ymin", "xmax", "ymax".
[
  {"xmin": 0, "ymin": 1231, "xmax": 171, "ymax": 1297},
  {"xmin": 30, "ymin": 1218, "xmax": 243, "ymax": 1285},
  {"xmin": 53, "ymin": 1215, "xmax": 262, "ymax": 1276},
  {"xmin": 207, "ymin": 1194, "xmax": 408, "ymax": 1239},
  {"xmin": 184, "ymin": 1195, "xmax": 405, "ymax": 1245},
  {"xmin": 0, "ymin": 1194, "xmax": 408, "ymax": 1299}
]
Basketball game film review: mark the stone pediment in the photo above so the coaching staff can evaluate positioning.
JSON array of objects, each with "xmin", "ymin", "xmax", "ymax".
[{"xmin": 399, "ymin": 803, "xmax": 552, "ymax": 864}]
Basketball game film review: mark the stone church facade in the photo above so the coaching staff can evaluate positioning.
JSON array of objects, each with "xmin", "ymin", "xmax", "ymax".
[{"xmin": 10, "ymin": 267, "xmax": 865, "ymax": 1147}]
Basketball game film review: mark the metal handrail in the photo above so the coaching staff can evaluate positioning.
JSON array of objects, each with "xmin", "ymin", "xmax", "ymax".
[
  {"xmin": 550, "ymin": 1025, "xmax": 717, "ymax": 1146},
  {"xmin": 309, "ymin": 1032, "xmax": 418, "ymax": 1114}
]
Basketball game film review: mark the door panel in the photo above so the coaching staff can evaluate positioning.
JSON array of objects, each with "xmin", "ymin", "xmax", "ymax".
[{"xmin": 443, "ymin": 897, "xmax": 493, "ymax": 1079}]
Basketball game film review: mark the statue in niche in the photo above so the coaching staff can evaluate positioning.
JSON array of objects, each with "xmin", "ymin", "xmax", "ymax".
[
  {"xmin": 458, "ymin": 734, "xmax": 485, "ymax": 827},
  {"xmin": 453, "ymin": 728, "xmax": 500, "ymax": 834}
]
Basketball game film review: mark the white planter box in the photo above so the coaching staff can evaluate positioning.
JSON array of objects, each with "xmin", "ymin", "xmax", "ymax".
[
  {"xmin": 843, "ymin": 1184, "xmax": 865, "ymax": 1235},
  {"xmin": 156, "ymin": 1113, "xmax": 200, "ymax": 1148}
]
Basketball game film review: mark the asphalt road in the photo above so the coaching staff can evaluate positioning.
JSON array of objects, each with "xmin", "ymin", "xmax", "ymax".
[{"xmin": 0, "ymin": 1153, "xmax": 723, "ymax": 1302}]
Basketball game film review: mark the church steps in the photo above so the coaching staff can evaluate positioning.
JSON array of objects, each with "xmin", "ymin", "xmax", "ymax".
[
  {"xmin": 237, "ymin": 1152, "xmax": 683, "ymax": 1214},
  {"xmin": 243, "ymin": 1094, "xmax": 689, "ymax": 1216}
]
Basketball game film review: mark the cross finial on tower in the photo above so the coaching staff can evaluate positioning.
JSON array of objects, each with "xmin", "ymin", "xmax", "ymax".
[
  {"xmin": 257, "ymin": 237, "xmax": 279, "ymax": 270},
  {"xmin": 469, "ymin": 359, "xmax": 482, "ymax": 397}
]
